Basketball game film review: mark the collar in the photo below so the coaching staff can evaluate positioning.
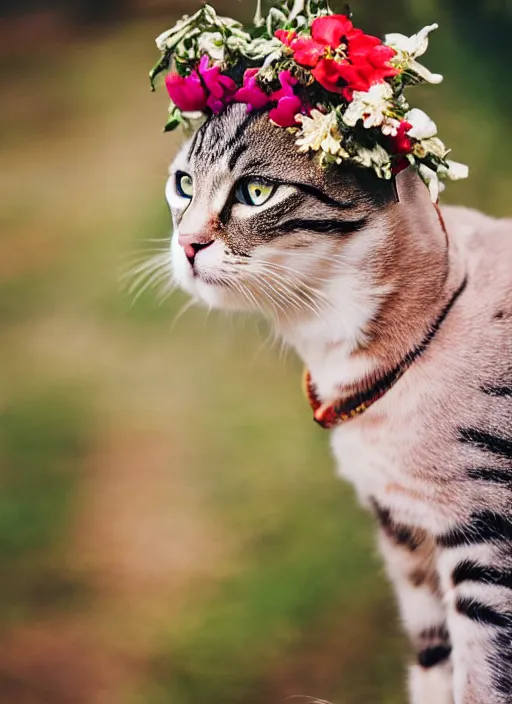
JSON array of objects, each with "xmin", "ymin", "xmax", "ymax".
[{"xmin": 303, "ymin": 276, "xmax": 467, "ymax": 430}]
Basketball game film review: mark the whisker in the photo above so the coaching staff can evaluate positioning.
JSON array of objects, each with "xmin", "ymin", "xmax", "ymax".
[
  {"xmin": 123, "ymin": 261, "xmax": 168, "ymax": 289},
  {"xmin": 243, "ymin": 272, "xmax": 294, "ymax": 322},
  {"xmin": 246, "ymin": 273, "xmax": 307, "ymax": 322},
  {"xmin": 130, "ymin": 268, "xmax": 171, "ymax": 306},
  {"xmin": 121, "ymin": 252, "xmax": 169, "ymax": 285},
  {"xmin": 242, "ymin": 275, "xmax": 284, "ymax": 327},
  {"xmin": 257, "ymin": 276, "xmax": 303, "ymax": 314},
  {"xmin": 155, "ymin": 276, "xmax": 177, "ymax": 304},
  {"xmin": 250, "ymin": 266, "xmax": 329, "ymax": 319},
  {"xmin": 251, "ymin": 261, "xmax": 345, "ymax": 325},
  {"xmin": 255, "ymin": 259, "xmax": 330, "ymax": 284},
  {"xmin": 155, "ymin": 270, "xmax": 177, "ymax": 298},
  {"xmin": 126, "ymin": 261, "xmax": 169, "ymax": 296},
  {"xmin": 170, "ymin": 298, "xmax": 197, "ymax": 329},
  {"xmin": 252, "ymin": 264, "xmax": 329, "ymax": 302}
]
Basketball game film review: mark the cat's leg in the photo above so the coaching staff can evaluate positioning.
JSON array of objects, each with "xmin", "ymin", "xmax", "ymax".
[
  {"xmin": 372, "ymin": 501, "xmax": 454, "ymax": 704},
  {"xmin": 437, "ymin": 526, "xmax": 512, "ymax": 704}
]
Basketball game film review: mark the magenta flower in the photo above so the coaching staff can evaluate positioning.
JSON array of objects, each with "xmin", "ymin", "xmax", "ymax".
[
  {"xmin": 234, "ymin": 69, "xmax": 270, "ymax": 112},
  {"xmin": 165, "ymin": 56, "xmax": 237, "ymax": 115},
  {"xmin": 165, "ymin": 70, "xmax": 208, "ymax": 112},
  {"xmin": 197, "ymin": 55, "xmax": 237, "ymax": 113},
  {"xmin": 268, "ymin": 70, "xmax": 304, "ymax": 127}
]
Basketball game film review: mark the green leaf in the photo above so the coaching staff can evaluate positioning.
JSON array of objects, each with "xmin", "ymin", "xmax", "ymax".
[
  {"xmin": 149, "ymin": 54, "xmax": 171, "ymax": 91},
  {"xmin": 163, "ymin": 107, "xmax": 183, "ymax": 133}
]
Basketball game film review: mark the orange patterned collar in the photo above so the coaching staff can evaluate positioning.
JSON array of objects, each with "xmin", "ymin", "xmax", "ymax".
[
  {"xmin": 303, "ymin": 276, "xmax": 468, "ymax": 430},
  {"xmin": 303, "ymin": 368, "xmax": 394, "ymax": 429}
]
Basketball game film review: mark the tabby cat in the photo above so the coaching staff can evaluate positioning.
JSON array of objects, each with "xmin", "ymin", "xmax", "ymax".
[{"xmin": 166, "ymin": 103, "xmax": 512, "ymax": 704}]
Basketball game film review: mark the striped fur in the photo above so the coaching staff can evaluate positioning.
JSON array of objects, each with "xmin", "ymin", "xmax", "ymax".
[{"xmin": 166, "ymin": 105, "xmax": 512, "ymax": 703}]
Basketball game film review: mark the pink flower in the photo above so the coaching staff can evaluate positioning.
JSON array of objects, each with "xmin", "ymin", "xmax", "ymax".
[
  {"xmin": 268, "ymin": 70, "xmax": 304, "ymax": 127},
  {"xmin": 234, "ymin": 69, "xmax": 270, "ymax": 112},
  {"xmin": 197, "ymin": 55, "xmax": 237, "ymax": 113},
  {"xmin": 165, "ymin": 70, "xmax": 208, "ymax": 112},
  {"xmin": 165, "ymin": 56, "xmax": 237, "ymax": 115}
]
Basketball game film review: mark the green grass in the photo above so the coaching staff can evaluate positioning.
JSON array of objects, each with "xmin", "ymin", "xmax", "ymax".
[
  {"xmin": 146, "ymin": 490, "xmax": 397, "ymax": 704},
  {"xmin": 0, "ymin": 386, "xmax": 94, "ymax": 622}
]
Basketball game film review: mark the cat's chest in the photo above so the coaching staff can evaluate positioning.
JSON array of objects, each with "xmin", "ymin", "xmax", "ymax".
[
  {"xmin": 327, "ymin": 394, "xmax": 447, "ymax": 532},
  {"xmin": 330, "ymin": 410, "xmax": 399, "ymax": 491}
]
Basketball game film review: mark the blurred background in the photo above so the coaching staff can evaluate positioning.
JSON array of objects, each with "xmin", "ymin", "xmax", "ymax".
[{"xmin": 1, "ymin": 1, "xmax": 511, "ymax": 702}]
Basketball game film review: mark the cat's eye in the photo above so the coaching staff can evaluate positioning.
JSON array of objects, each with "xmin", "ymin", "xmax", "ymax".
[
  {"xmin": 236, "ymin": 179, "xmax": 277, "ymax": 207},
  {"xmin": 176, "ymin": 171, "xmax": 194, "ymax": 199}
]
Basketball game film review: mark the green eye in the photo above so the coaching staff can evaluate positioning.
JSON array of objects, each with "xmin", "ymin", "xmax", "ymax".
[
  {"xmin": 236, "ymin": 179, "xmax": 276, "ymax": 207},
  {"xmin": 176, "ymin": 171, "xmax": 193, "ymax": 199}
]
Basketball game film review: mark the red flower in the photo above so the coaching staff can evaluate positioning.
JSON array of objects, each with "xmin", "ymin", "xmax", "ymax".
[
  {"xmin": 274, "ymin": 29, "xmax": 297, "ymax": 47},
  {"xmin": 291, "ymin": 36, "xmax": 327, "ymax": 67},
  {"xmin": 310, "ymin": 14, "xmax": 354, "ymax": 47},
  {"xmin": 392, "ymin": 157, "xmax": 409, "ymax": 176},
  {"xmin": 391, "ymin": 121, "xmax": 413, "ymax": 154},
  {"xmin": 275, "ymin": 14, "xmax": 398, "ymax": 100}
]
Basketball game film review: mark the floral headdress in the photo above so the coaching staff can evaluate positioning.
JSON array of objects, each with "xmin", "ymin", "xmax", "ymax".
[{"xmin": 150, "ymin": 0, "xmax": 468, "ymax": 201}]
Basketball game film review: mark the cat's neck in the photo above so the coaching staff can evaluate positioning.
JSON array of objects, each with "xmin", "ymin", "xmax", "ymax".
[{"xmin": 280, "ymin": 172, "xmax": 464, "ymax": 402}]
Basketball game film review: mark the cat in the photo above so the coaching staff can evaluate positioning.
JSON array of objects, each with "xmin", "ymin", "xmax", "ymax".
[{"xmin": 166, "ymin": 103, "xmax": 512, "ymax": 704}]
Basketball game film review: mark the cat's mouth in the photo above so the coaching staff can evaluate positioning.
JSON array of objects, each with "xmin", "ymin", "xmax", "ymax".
[{"xmin": 181, "ymin": 238, "xmax": 233, "ymax": 288}]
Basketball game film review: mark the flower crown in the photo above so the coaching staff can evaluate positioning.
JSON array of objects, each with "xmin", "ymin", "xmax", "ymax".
[{"xmin": 150, "ymin": 1, "xmax": 468, "ymax": 201}]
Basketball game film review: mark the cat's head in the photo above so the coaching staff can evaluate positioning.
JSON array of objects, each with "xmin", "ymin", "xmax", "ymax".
[{"xmin": 168, "ymin": 103, "xmax": 406, "ymax": 329}]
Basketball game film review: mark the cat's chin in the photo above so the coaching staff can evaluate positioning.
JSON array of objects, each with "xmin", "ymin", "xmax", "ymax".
[
  {"xmin": 172, "ymin": 258, "xmax": 253, "ymax": 312},
  {"xmin": 190, "ymin": 277, "xmax": 251, "ymax": 311}
]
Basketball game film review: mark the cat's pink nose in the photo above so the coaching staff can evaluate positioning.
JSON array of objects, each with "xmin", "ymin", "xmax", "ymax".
[{"xmin": 178, "ymin": 233, "xmax": 215, "ymax": 264}]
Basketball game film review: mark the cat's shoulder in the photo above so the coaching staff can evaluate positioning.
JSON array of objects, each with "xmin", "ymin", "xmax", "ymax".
[
  {"xmin": 441, "ymin": 204, "xmax": 512, "ymax": 290},
  {"xmin": 441, "ymin": 204, "xmax": 512, "ymax": 250}
]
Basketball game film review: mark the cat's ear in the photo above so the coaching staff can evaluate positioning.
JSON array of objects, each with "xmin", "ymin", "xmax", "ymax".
[
  {"xmin": 392, "ymin": 177, "xmax": 399, "ymax": 203},
  {"xmin": 395, "ymin": 167, "xmax": 434, "ymax": 206}
]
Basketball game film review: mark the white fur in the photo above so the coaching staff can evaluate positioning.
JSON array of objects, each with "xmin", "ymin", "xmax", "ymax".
[
  {"xmin": 409, "ymin": 662, "xmax": 454, "ymax": 704},
  {"xmin": 279, "ymin": 224, "xmax": 393, "ymax": 398}
]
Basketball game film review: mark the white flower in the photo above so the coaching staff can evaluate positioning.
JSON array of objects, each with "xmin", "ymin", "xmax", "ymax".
[
  {"xmin": 439, "ymin": 160, "xmax": 469, "ymax": 181},
  {"xmin": 405, "ymin": 108, "xmax": 438, "ymax": 140},
  {"xmin": 155, "ymin": 10, "xmax": 205, "ymax": 51},
  {"xmin": 197, "ymin": 31, "xmax": 225, "ymax": 61},
  {"xmin": 418, "ymin": 164, "xmax": 445, "ymax": 202},
  {"xmin": 406, "ymin": 109, "xmax": 450, "ymax": 160},
  {"xmin": 353, "ymin": 143, "xmax": 392, "ymax": 180},
  {"xmin": 343, "ymin": 83, "xmax": 400, "ymax": 135},
  {"xmin": 156, "ymin": 7, "xmax": 246, "ymax": 55},
  {"xmin": 381, "ymin": 119, "xmax": 401, "ymax": 137},
  {"xmin": 386, "ymin": 24, "xmax": 438, "ymax": 59},
  {"xmin": 385, "ymin": 24, "xmax": 443, "ymax": 85},
  {"xmin": 156, "ymin": 28, "xmax": 174, "ymax": 51},
  {"xmin": 179, "ymin": 110, "xmax": 204, "ymax": 121},
  {"xmin": 253, "ymin": 0, "xmax": 264, "ymax": 26},
  {"xmin": 229, "ymin": 34, "xmax": 282, "ymax": 61},
  {"xmin": 288, "ymin": 0, "xmax": 306, "ymax": 22},
  {"xmin": 295, "ymin": 110, "xmax": 348, "ymax": 158},
  {"xmin": 422, "ymin": 137, "xmax": 448, "ymax": 159}
]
